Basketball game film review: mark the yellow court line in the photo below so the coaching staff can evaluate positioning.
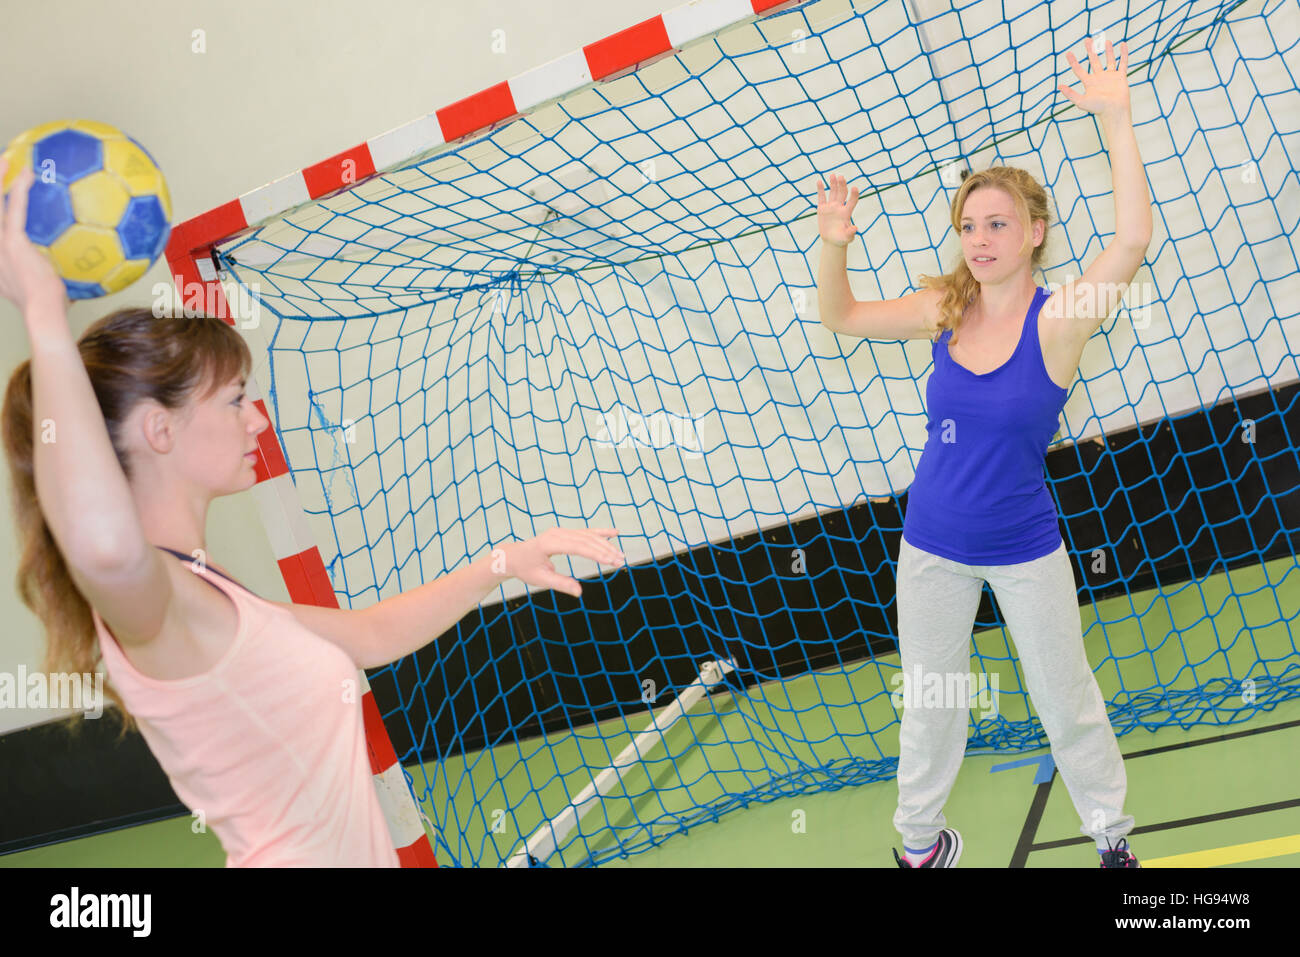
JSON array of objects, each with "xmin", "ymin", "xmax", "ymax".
[{"xmin": 1141, "ymin": 833, "xmax": 1300, "ymax": 867}]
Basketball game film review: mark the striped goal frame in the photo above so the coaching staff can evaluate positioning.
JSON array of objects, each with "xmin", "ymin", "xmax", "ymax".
[{"xmin": 162, "ymin": 0, "xmax": 811, "ymax": 868}]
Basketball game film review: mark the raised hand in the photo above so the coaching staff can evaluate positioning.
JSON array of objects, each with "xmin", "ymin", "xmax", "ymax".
[
  {"xmin": 499, "ymin": 526, "xmax": 624, "ymax": 598},
  {"xmin": 0, "ymin": 156, "xmax": 67, "ymax": 313},
  {"xmin": 816, "ymin": 172, "xmax": 860, "ymax": 248},
  {"xmin": 1059, "ymin": 36, "xmax": 1132, "ymax": 120}
]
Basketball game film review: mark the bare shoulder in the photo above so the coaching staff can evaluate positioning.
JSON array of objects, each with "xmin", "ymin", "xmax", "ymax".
[
  {"xmin": 913, "ymin": 286, "xmax": 944, "ymax": 342},
  {"xmin": 905, "ymin": 286, "xmax": 944, "ymax": 341}
]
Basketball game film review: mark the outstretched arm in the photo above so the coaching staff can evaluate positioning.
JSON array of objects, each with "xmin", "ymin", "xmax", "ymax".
[
  {"xmin": 1054, "ymin": 38, "xmax": 1153, "ymax": 336},
  {"xmin": 338, "ymin": 527, "xmax": 625, "ymax": 668}
]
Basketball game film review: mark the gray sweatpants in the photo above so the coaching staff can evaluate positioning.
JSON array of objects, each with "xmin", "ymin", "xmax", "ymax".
[{"xmin": 892, "ymin": 535, "xmax": 1135, "ymax": 852}]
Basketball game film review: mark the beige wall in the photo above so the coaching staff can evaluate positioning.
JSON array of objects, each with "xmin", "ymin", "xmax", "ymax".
[{"xmin": 0, "ymin": 0, "xmax": 680, "ymax": 734}]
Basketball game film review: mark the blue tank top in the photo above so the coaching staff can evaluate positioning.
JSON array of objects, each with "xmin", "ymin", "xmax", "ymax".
[{"xmin": 902, "ymin": 285, "xmax": 1068, "ymax": 564}]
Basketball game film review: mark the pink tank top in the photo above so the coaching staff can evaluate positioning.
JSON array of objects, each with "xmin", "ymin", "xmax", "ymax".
[{"xmin": 92, "ymin": 551, "xmax": 400, "ymax": 867}]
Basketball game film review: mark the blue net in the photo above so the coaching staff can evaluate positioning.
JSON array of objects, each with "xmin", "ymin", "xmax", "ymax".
[{"xmin": 212, "ymin": 0, "xmax": 1300, "ymax": 866}]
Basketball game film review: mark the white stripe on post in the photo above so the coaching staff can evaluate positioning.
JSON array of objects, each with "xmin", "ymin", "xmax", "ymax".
[
  {"xmin": 662, "ymin": 0, "xmax": 758, "ymax": 47},
  {"xmin": 509, "ymin": 49, "xmax": 593, "ymax": 113},
  {"xmin": 367, "ymin": 114, "xmax": 448, "ymax": 173},
  {"xmin": 249, "ymin": 474, "xmax": 319, "ymax": 563},
  {"xmin": 239, "ymin": 172, "xmax": 312, "ymax": 230}
]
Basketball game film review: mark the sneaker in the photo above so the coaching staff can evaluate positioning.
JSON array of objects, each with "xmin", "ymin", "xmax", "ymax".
[
  {"xmin": 1099, "ymin": 837, "xmax": 1140, "ymax": 868},
  {"xmin": 893, "ymin": 828, "xmax": 962, "ymax": 867}
]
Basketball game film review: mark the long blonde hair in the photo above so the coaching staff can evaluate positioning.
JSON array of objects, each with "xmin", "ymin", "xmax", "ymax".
[
  {"xmin": 2, "ymin": 308, "xmax": 251, "ymax": 741},
  {"xmin": 918, "ymin": 166, "xmax": 1052, "ymax": 346}
]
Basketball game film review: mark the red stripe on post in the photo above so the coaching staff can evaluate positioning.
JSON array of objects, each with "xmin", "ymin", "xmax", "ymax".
[
  {"xmin": 167, "ymin": 268, "xmax": 238, "ymax": 325},
  {"xmin": 275, "ymin": 547, "xmax": 342, "ymax": 609},
  {"xmin": 584, "ymin": 16, "xmax": 673, "ymax": 81},
  {"xmin": 163, "ymin": 255, "xmax": 204, "ymax": 306},
  {"xmin": 166, "ymin": 198, "xmax": 249, "ymax": 259},
  {"xmin": 276, "ymin": 549, "xmax": 318, "ymax": 605},
  {"xmin": 303, "ymin": 144, "xmax": 377, "ymax": 201},
  {"xmin": 398, "ymin": 838, "xmax": 440, "ymax": 868},
  {"xmin": 436, "ymin": 82, "xmax": 519, "ymax": 142},
  {"xmin": 250, "ymin": 400, "xmax": 290, "ymax": 480},
  {"xmin": 301, "ymin": 547, "xmax": 341, "ymax": 608}
]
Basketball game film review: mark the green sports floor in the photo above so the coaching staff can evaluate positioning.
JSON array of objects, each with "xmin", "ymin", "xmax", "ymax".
[{"xmin": 5, "ymin": 553, "xmax": 1298, "ymax": 868}]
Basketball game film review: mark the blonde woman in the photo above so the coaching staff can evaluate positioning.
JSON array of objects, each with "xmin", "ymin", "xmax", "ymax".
[
  {"xmin": 0, "ymin": 155, "xmax": 625, "ymax": 866},
  {"xmin": 816, "ymin": 38, "xmax": 1149, "ymax": 867}
]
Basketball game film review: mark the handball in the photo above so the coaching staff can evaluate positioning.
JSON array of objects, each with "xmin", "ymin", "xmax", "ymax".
[{"xmin": 1, "ymin": 119, "xmax": 172, "ymax": 300}]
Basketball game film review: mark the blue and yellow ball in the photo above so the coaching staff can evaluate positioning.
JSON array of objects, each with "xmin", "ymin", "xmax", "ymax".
[{"xmin": 1, "ymin": 120, "xmax": 172, "ymax": 300}]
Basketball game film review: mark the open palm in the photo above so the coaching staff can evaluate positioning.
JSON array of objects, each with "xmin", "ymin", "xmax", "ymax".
[
  {"xmin": 1059, "ymin": 37, "xmax": 1132, "ymax": 120},
  {"xmin": 502, "ymin": 526, "xmax": 624, "ymax": 598}
]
